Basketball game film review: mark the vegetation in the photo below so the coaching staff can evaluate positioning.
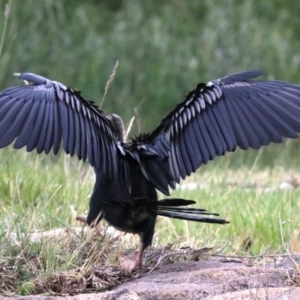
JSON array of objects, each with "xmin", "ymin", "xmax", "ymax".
[{"xmin": 1, "ymin": 0, "xmax": 300, "ymax": 295}]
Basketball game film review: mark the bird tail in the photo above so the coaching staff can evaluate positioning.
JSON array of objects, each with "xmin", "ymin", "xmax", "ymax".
[
  {"xmin": 154, "ymin": 198, "xmax": 229, "ymax": 224},
  {"xmin": 101, "ymin": 197, "xmax": 229, "ymax": 225}
]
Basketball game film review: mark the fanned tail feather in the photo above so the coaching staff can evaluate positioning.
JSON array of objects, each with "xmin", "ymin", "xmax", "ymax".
[
  {"xmin": 152, "ymin": 198, "xmax": 196, "ymax": 207},
  {"xmin": 155, "ymin": 197, "xmax": 229, "ymax": 224},
  {"xmin": 156, "ymin": 209, "xmax": 228, "ymax": 224}
]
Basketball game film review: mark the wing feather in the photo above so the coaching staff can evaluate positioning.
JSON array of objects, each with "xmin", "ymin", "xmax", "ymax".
[
  {"xmin": 67, "ymin": 101, "xmax": 76, "ymax": 156},
  {"xmin": 14, "ymin": 101, "xmax": 40, "ymax": 149},
  {"xmin": 52, "ymin": 101, "xmax": 62, "ymax": 155},
  {"xmin": 178, "ymin": 132, "xmax": 192, "ymax": 178},
  {"xmin": 27, "ymin": 101, "xmax": 46, "ymax": 153},
  {"xmin": 212, "ymin": 100, "xmax": 236, "ymax": 150},
  {"xmin": 0, "ymin": 101, "xmax": 31, "ymax": 147},
  {"xmin": 193, "ymin": 119, "xmax": 209, "ymax": 164},
  {"xmin": 222, "ymin": 89, "xmax": 249, "ymax": 149}
]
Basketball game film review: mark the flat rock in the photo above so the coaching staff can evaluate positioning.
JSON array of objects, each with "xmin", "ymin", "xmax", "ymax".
[{"xmin": 112, "ymin": 256, "xmax": 297, "ymax": 299}]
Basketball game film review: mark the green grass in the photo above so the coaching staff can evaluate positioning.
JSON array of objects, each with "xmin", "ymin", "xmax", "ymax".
[
  {"xmin": 1, "ymin": 146, "xmax": 300, "ymax": 295},
  {"xmin": 165, "ymin": 169, "xmax": 300, "ymax": 255}
]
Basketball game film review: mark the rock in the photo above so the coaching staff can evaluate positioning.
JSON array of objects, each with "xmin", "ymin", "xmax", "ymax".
[
  {"xmin": 204, "ymin": 287, "xmax": 300, "ymax": 300},
  {"xmin": 0, "ymin": 290, "xmax": 140, "ymax": 300},
  {"xmin": 112, "ymin": 256, "xmax": 299, "ymax": 299}
]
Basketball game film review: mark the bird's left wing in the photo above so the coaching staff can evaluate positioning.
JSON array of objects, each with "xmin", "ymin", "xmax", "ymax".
[
  {"xmin": 0, "ymin": 73, "xmax": 118, "ymax": 175},
  {"xmin": 149, "ymin": 70, "xmax": 300, "ymax": 187}
]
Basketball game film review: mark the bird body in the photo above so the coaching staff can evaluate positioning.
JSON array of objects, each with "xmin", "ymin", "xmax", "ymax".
[
  {"xmin": 89, "ymin": 162, "xmax": 157, "ymax": 241},
  {"xmin": 1, "ymin": 69, "xmax": 300, "ymax": 268}
]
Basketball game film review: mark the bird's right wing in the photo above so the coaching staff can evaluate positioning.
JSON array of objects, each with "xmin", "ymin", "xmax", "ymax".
[
  {"xmin": 149, "ymin": 70, "xmax": 300, "ymax": 190},
  {"xmin": 0, "ymin": 73, "xmax": 119, "ymax": 175}
]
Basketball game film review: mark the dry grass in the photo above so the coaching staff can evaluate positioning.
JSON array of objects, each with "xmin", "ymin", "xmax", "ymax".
[{"xmin": 0, "ymin": 225, "xmax": 214, "ymax": 296}]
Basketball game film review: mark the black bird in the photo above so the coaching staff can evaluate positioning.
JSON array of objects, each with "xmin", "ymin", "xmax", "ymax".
[{"xmin": 1, "ymin": 70, "xmax": 300, "ymax": 268}]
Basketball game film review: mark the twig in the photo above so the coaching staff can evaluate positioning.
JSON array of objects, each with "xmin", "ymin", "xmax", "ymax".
[
  {"xmin": 125, "ymin": 116, "xmax": 135, "ymax": 141},
  {"xmin": 211, "ymin": 242, "xmax": 229, "ymax": 256},
  {"xmin": 145, "ymin": 251, "xmax": 186, "ymax": 275},
  {"xmin": 100, "ymin": 60, "xmax": 119, "ymax": 108},
  {"xmin": 213, "ymin": 253, "xmax": 300, "ymax": 259}
]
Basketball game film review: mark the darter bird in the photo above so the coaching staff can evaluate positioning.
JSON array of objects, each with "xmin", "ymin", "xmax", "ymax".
[{"xmin": 1, "ymin": 70, "xmax": 300, "ymax": 268}]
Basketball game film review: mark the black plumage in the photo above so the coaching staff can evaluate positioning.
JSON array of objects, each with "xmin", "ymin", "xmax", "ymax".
[{"xmin": 1, "ymin": 70, "xmax": 300, "ymax": 268}]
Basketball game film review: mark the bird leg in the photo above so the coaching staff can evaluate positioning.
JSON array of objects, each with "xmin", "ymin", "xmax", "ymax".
[
  {"xmin": 119, "ymin": 240, "xmax": 146, "ymax": 270},
  {"xmin": 135, "ymin": 241, "xmax": 146, "ymax": 268},
  {"xmin": 119, "ymin": 215, "xmax": 155, "ymax": 270}
]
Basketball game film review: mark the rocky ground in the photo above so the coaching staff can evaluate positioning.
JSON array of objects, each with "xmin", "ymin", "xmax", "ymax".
[{"xmin": 1, "ymin": 255, "xmax": 300, "ymax": 300}]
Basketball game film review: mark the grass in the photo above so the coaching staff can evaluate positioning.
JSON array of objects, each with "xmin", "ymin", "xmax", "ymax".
[{"xmin": 1, "ymin": 146, "xmax": 300, "ymax": 295}]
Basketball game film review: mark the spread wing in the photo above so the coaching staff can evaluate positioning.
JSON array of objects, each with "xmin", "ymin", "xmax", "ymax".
[
  {"xmin": 0, "ymin": 73, "xmax": 118, "ymax": 175},
  {"xmin": 150, "ymin": 70, "xmax": 300, "ymax": 185}
]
